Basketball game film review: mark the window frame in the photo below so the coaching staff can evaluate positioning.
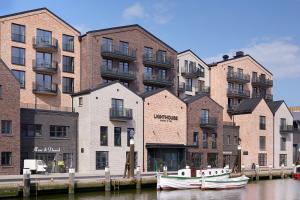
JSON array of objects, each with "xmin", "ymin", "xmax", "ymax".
[
  {"xmin": 49, "ymin": 125, "xmax": 68, "ymax": 138},
  {"xmin": 1, "ymin": 120, "xmax": 12, "ymax": 134},
  {"xmin": 62, "ymin": 56, "xmax": 74, "ymax": 73},
  {"xmin": 62, "ymin": 34, "xmax": 74, "ymax": 52},
  {"xmin": 259, "ymin": 116, "xmax": 266, "ymax": 130},
  {"xmin": 11, "ymin": 46, "xmax": 25, "ymax": 66},
  {"xmin": 96, "ymin": 151, "xmax": 109, "ymax": 170},
  {"xmin": 114, "ymin": 127, "xmax": 122, "ymax": 146},
  {"xmin": 11, "ymin": 23, "xmax": 25, "ymax": 43},
  {"xmin": 11, "ymin": 70, "xmax": 25, "ymax": 89},
  {"xmin": 1, "ymin": 152, "xmax": 12, "ymax": 166},
  {"xmin": 259, "ymin": 136, "xmax": 266, "ymax": 151},
  {"xmin": 62, "ymin": 77, "xmax": 74, "ymax": 94},
  {"xmin": 100, "ymin": 126, "xmax": 108, "ymax": 146}
]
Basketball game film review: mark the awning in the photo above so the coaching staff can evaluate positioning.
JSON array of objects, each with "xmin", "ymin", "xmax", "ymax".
[{"xmin": 146, "ymin": 143, "xmax": 186, "ymax": 149}]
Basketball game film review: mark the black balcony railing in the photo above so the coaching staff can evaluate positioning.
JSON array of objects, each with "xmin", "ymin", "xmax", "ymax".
[
  {"xmin": 280, "ymin": 125, "xmax": 294, "ymax": 133},
  {"xmin": 227, "ymin": 104, "xmax": 238, "ymax": 114},
  {"xmin": 101, "ymin": 44, "xmax": 136, "ymax": 61},
  {"xmin": 110, "ymin": 108, "xmax": 133, "ymax": 121},
  {"xmin": 32, "ymin": 82, "xmax": 58, "ymax": 95},
  {"xmin": 200, "ymin": 117, "xmax": 218, "ymax": 128},
  {"xmin": 178, "ymin": 82, "xmax": 185, "ymax": 92},
  {"xmin": 252, "ymin": 77, "xmax": 273, "ymax": 88},
  {"xmin": 227, "ymin": 72, "xmax": 250, "ymax": 83},
  {"xmin": 101, "ymin": 66, "xmax": 136, "ymax": 81},
  {"xmin": 32, "ymin": 59, "xmax": 58, "ymax": 74},
  {"xmin": 143, "ymin": 54, "xmax": 174, "ymax": 68},
  {"xmin": 33, "ymin": 36, "xmax": 58, "ymax": 52},
  {"xmin": 196, "ymin": 86, "xmax": 210, "ymax": 94},
  {"xmin": 227, "ymin": 89, "xmax": 250, "ymax": 98},
  {"xmin": 143, "ymin": 74, "xmax": 173, "ymax": 87},
  {"xmin": 252, "ymin": 92, "xmax": 273, "ymax": 101},
  {"xmin": 11, "ymin": 33, "xmax": 25, "ymax": 43},
  {"xmin": 181, "ymin": 67, "xmax": 201, "ymax": 78}
]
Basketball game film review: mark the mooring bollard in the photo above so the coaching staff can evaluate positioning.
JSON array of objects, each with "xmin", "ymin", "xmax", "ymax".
[
  {"xmin": 255, "ymin": 164, "xmax": 259, "ymax": 181},
  {"xmin": 268, "ymin": 165, "xmax": 272, "ymax": 180},
  {"xmin": 136, "ymin": 166, "xmax": 141, "ymax": 190},
  {"xmin": 105, "ymin": 167, "xmax": 111, "ymax": 192},
  {"xmin": 68, "ymin": 168, "xmax": 75, "ymax": 194},
  {"xmin": 163, "ymin": 166, "xmax": 168, "ymax": 176},
  {"xmin": 281, "ymin": 164, "xmax": 284, "ymax": 179},
  {"xmin": 23, "ymin": 169, "xmax": 31, "ymax": 198},
  {"xmin": 241, "ymin": 165, "xmax": 245, "ymax": 175}
]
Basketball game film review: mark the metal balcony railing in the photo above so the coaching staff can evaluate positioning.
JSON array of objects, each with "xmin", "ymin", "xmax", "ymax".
[
  {"xmin": 101, "ymin": 44, "xmax": 136, "ymax": 61},
  {"xmin": 252, "ymin": 77, "xmax": 273, "ymax": 88},
  {"xmin": 280, "ymin": 125, "xmax": 294, "ymax": 133},
  {"xmin": 181, "ymin": 67, "xmax": 202, "ymax": 78},
  {"xmin": 32, "ymin": 59, "xmax": 58, "ymax": 74},
  {"xmin": 101, "ymin": 66, "xmax": 136, "ymax": 81},
  {"xmin": 143, "ymin": 53, "xmax": 174, "ymax": 68},
  {"xmin": 200, "ymin": 117, "xmax": 218, "ymax": 128},
  {"xmin": 143, "ymin": 74, "xmax": 173, "ymax": 87},
  {"xmin": 227, "ymin": 89, "xmax": 250, "ymax": 98},
  {"xmin": 33, "ymin": 36, "xmax": 58, "ymax": 52},
  {"xmin": 32, "ymin": 82, "xmax": 58, "ymax": 95},
  {"xmin": 110, "ymin": 108, "xmax": 133, "ymax": 121},
  {"xmin": 227, "ymin": 72, "xmax": 250, "ymax": 83}
]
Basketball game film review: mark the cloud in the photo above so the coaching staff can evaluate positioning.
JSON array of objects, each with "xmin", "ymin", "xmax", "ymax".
[
  {"xmin": 205, "ymin": 38, "xmax": 300, "ymax": 79},
  {"xmin": 122, "ymin": 3, "xmax": 146, "ymax": 20}
]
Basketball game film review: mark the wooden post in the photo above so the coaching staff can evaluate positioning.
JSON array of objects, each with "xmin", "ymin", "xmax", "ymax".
[
  {"xmin": 68, "ymin": 168, "xmax": 75, "ymax": 194},
  {"xmin": 105, "ymin": 167, "xmax": 111, "ymax": 192},
  {"xmin": 163, "ymin": 166, "xmax": 167, "ymax": 176},
  {"xmin": 241, "ymin": 165, "xmax": 245, "ymax": 175},
  {"xmin": 281, "ymin": 164, "xmax": 284, "ymax": 179},
  {"xmin": 136, "ymin": 166, "xmax": 141, "ymax": 190},
  {"xmin": 255, "ymin": 164, "xmax": 259, "ymax": 181},
  {"xmin": 129, "ymin": 139, "xmax": 135, "ymax": 179},
  {"xmin": 268, "ymin": 165, "xmax": 272, "ymax": 180},
  {"xmin": 23, "ymin": 169, "xmax": 31, "ymax": 198}
]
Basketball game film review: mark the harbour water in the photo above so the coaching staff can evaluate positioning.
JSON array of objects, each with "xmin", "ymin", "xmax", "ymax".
[{"xmin": 15, "ymin": 179, "xmax": 300, "ymax": 200}]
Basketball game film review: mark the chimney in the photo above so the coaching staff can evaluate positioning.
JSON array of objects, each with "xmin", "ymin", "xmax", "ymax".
[
  {"xmin": 234, "ymin": 51, "xmax": 244, "ymax": 58},
  {"xmin": 223, "ymin": 55, "xmax": 229, "ymax": 61}
]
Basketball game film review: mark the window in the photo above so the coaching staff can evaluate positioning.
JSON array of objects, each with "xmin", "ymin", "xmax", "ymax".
[
  {"xmin": 280, "ymin": 118, "xmax": 286, "ymax": 130},
  {"xmin": 96, "ymin": 151, "xmax": 108, "ymax": 170},
  {"xmin": 21, "ymin": 124, "xmax": 42, "ymax": 137},
  {"xmin": 126, "ymin": 151, "xmax": 138, "ymax": 168},
  {"xmin": 228, "ymin": 82, "xmax": 234, "ymax": 92},
  {"xmin": 227, "ymin": 135, "xmax": 230, "ymax": 145},
  {"xmin": 193, "ymin": 132, "xmax": 198, "ymax": 146},
  {"xmin": 63, "ymin": 153, "xmax": 73, "ymax": 168},
  {"xmin": 119, "ymin": 62, "xmax": 129, "ymax": 73},
  {"xmin": 144, "ymin": 85, "xmax": 155, "ymax": 92},
  {"xmin": 280, "ymin": 137, "xmax": 286, "ymax": 151},
  {"xmin": 79, "ymin": 97, "xmax": 83, "ymax": 106},
  {"xmin": 63, "ymin": 77, "xmax": 74, "ymax": 93},
  {"xmin": 62, "ymin": 34, "xmax": 74, "ymax": 52},
  {"xmin": 237, "ymin": 68, "xmax": 243, "ymax": 78},
  {"xmin": 102, "ymin": 59, "xmax": 113, "ymax": 71},
  {"xmin": 112, "ymin": 98, "xmax": 124, "ymax": 111},
  {"xmin": 63, "ymin": 56, "xmax": 74, "ymax": 73},
  {"xmin": 50, "ymin": 125, "xmax": 68, "ymax": 138},
  {"xmin": 228, "ymin": 98, "xmax": 234, "ymax": 108},
  {"xmin": 212, "ymin": 133, "xmax": 217, "ymax": 149},
  {"xmin": 144, "ymin": 66, "xmax": 153, "ymax": 78},
  {"xmin": 127, "ymin": 128, "xmax": 134, "ymax": 147},
  {"xmin": 234, "ymin": 136, "xmax": 239, "ymax": 145},
  {"xmin": 185, "ymin": 78, "xmax": 192, "ymax": 91},
  {"xmin": 157, "ymin": 50, "xmax": 167, "ymax": 62},
  {"xmin": 238, "ymin": 84, "xmax": 243, "ymax": 93},
  {"xmin": 101, "ymin": 38, "xmax": 112, "ymax": 51},
  {"xmin": 1, "ymin": 120, "xmax": 12, "ymax": 134},
  {"xmin": 259, "ymin": 136, "xmax": 266, "ymax": 150},
  {"xmin": 279, "ymin": 154, "xmax": 287, "ymax": 166},
  {"xmin": 1, "ymin": 152, "xmax": 12, "ymax": 166},
  {"xmin": 228, "ymin": 66, "xmax": 234, "ymax": 74},
  {"xmin": 36, "ymin": 52, "xmax": 52, "ymax": 68},
  {"xmin": 36, "ymin": 29, "xmax": 52, "ymax": 44},
  {"xmin": 11, "ymin": 47, "xmax": 25, "ymax": 65},
  {"xmin": 0, "ymin": 85, "xmax": 2, "ymax": 97},
  {"xmin": 158, "ymin": 69, "xmax": 166, "ymax": 80},
  {"xmin": 258, "ymin": 153, "xmax": 267, "ymax": 166},
  {"xmin": 11, "ymin": 23, "xmax": 25, "ymax": 43},
  {"xmin": 100, "ymin": 126, "xmax": 108, "ymax": 146},
  {"xmin": 252, "ymin": 72, "xmax": 257, "ymax": 79},
  {"xmin": 191, "ymin": 153, "xmax": 202, "ymax": 168},
  {"xmin": 119, "ymin": 41, "xmax": 129, "ymax": 55},
  {"xmin": 144, "ymin": 47, "xmax": 153, "ymax": 58},
  {"xmin": 203, "ymin": 132, "xmax": 208, "ymax": 148},
  {"xmin": 199, "ymin": 65, "xmax": 205, "ymax": 77},
  {"xmin": 201, "ymin": 109, "xmax": 209, "ymax": 124},
  {"xmin": 259, "ymin": 116, "xmax": 266, "ymax": 130},
  {"xmin": 12, "ymin": 70, "xmax": 25, "ymax": 88},
  {"xmin": 114, "ymin": 127, "xmax": 121, "ymax": 146},
  {"xmin": 36, "ymin": 73, "xmax": 52, "ymax": 90},
  {"xmin": 184, "ymin": 60, "xmax": 188, "ymax": 68}
]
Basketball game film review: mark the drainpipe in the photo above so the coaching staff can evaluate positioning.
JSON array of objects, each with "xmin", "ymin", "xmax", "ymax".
[
  {"xmin": 142, "ymin": 99, "xmax": 145, "ymax": 172},
  {"xmin": 272, "ymin": 115, "xmax": 275, "ymax": 168}
]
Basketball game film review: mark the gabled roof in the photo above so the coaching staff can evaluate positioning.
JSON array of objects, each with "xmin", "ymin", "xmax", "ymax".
[
  {"xmin": 208, "ymin": 54, "xmax": 273, "ymax": 76},
  {"xmin": 182, "ymin": 93, "xmax": 223, "ymax": 108},
  {"xmin": 178, "ymin": 49, "xmax": 209, "ymax": 66},
  {"xmin": 0, "ymin": 7, "xmax": 80, "ymax": 34},
  {"xmin": 233, "ymin": 98, "xmax": 263, "ymax": 115},
  {"xmin": 81, "ymin": 24, "xmax": 177, "ymax": 53},
  {"xmin": 267, "ymin": 100, "xmax": 284, "ymax": 115},
  {"xmin": 140, "ymin": 88, "xmax": 186, "ymax": 104}
]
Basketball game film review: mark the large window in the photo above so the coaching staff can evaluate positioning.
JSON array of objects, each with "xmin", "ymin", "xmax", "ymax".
[
  {"xmin": 201, "ymin": 109, "xmax": 209, "ymax": 123},
  {"xmin": 50, "ymin": 125, "xmax": 68, "ymax": 138},
  {"xmin": 119, "ymin": 41, "xmax": 129, "ymax": 55},
  {"xmin": 112, "ymin": 98, "xmax": 124, "ymax": 110},
  {"xmin": 63, "ymin": 56, "xmax": 74, "ymax": 73},
  {"xmin": 102, "ymin": 59, "xmax": 112, "ymax": 70},
  {"xmin": 212, "ymin": 133, "xmax": 217, "ymax": 149},
  {"xmin": 11, "ymin": 47, "xmax": 25, "ymax": 65},
  {"xmin": 36, "ymin": 52, "xmax": 52, "ymax": 67},
  {"xmin": 279, "ymin": 154, "xmax": 287, "ymax": 166},
  {"xmin": 96, "ymin": 151, "xmax": 108, "ymax": 170},
  {"xmin": 203, "ymin": 132, "xmax": 208, "ymax": 149},
  {"xmin": 1, "ymin": 120, "xmax": 12, "ymax": 134},
  {"xmin": 114, "ymin": 127, "xmax": 121, "ymax": 146},
  {"xmin": 1, "ymin": 152, "xmax": 12, "ymax": 166},
  {"xmin": 12, "ymin": 70, "xmax": 25, "ymax": 88},
  {"xmin": 36, "ymin": 73, "xmax": 52, "ymax": 90},
  {"xmin": 158, "ymin": 69, "xmax": 166, "ymax": 80},
  {"xmin": 11, "ymin": 23, "xmax": 25, "ymax": 43},
  {"xmin": 63, "ymin": 77, "xmax": 74, "ymax": 93},
  {"xmin": 127, "ymin": 128, "xmax": 134, "ymax": 147},
  {"xmin": 36, "ymin": 29, "xmax": 52, "ymax": 44},
  {"xmin": 119, "ymin": 62, "xmax": 129, "ymax": 73},
  {"xmin": 21, "ymin": 124, "xmax": 42, "ymax": 137},
  {"xmin": 144, "ymin": 47, "xmax": 153, "ymax": 58},
  {"xmin": 191, "ymin": 153, "xmax": 202, "ymax": 168},
  {"xmin": 144, "ymin": 66, "xmax": 153, "ymax": 78},
  {"xmin": 62, "ymin": 34, "xmax": 74, "ymax": 52},
  {"xmin": 157, "ymin": 50, "xmax": 166, "ymax": 62},
  {"xmin": 193, "ymin": 132, "xmax": 198, "ymax": 146},
  {"xmin": 185, "ymin": 78, "xmax": 192, "ymax": 91},
  {"xmin": 101, "ymin": 38, "xmax": 112, "ymax": 51},
  {"xmin": 258, "ymin": 153, "xmax": 267, "ymax": 166},
  {"xmin": 144, "ymin": 85, "xmax": 155, "ymax": 92},
  {"xmin": 100, "ymin": 126, "xmax": 108, "ymax": 146},
  {"xmin": 259, "ymin": 136, "xmax": 266, "ymax": 150},
  {"xmin": 259, "ymin": 116, "xmax": 266, "ymax": 130},
  {"xmin": 280, "ymin": 118, "xmax": 286, "ymax": 129},
  {"xmin": 280, "ymin": 137, "xmax": 286, "ymax": 151}
]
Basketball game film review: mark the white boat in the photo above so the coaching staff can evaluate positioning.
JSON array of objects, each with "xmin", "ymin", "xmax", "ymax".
[
  {"xmin": 157, "ymin": 166, "xmax": 231, "ymax": 190},
  {"xmin": 201, "ymin": 175, "xmax": 249, "ymax": 190}
]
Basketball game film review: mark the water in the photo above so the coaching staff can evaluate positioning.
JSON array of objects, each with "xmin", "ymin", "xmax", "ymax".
[{"xmin": 15, "ymin": 179, "xmax": 300, "ymax": 200}]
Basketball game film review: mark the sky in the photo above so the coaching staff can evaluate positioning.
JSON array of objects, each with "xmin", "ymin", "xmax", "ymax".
[{"xmin": 1, "ymin": 0, "xmax": 299, "ymax": 106}]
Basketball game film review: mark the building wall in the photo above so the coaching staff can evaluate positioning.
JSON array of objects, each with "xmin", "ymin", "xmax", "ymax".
[
  {"xmin": 80, "ymin": 26, "xmax": 177, "ymax": 94},
  {"xmin": 0, "ymin": 9, "xmax": 80, "ymax": 110},
  {"xmin": 186, "ymin": 96, "xmax": 223, "ymax": 168},
  {"xmin": 0, "ymin": 60, "xmax": 20, "ymax": 175},
  {"xmin": 233, "ymin": 100, "xmax": 273, "ymax": 169},
  {"xmin": 143, "ymin": 90, "xmax": 187, "ymax": 170},
  {"xmin": 223, "ymin": 124, "xmax": 240, "ymax": 168},
  {"xmin": 273, "ymin": 103, "xmax": 294, "ymax": 168},
  {"xmin": 177, "ymin": 51, "xmax": 210, "ymax": 97},
  {"xmin": 73, "ymin": 83, "xmax": 143, "ymax": 175},
  {"xmin": 210, "ymin": 56, "xmax": 273, "ymax": 122}
]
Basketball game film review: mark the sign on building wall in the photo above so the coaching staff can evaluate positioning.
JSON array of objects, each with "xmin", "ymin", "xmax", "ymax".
[
  {"xmin": 154, "ymin": 114, "xmax": 178, "ymax": 122},
  {"xmin": 33, "ymin": 147, "xmax": 61, "ymax": 153}
]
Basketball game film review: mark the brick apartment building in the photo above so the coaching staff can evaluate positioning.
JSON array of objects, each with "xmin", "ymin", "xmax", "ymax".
[{"xmin": 0, "ymin": 59, "xmax": 20, "ymax": 175}]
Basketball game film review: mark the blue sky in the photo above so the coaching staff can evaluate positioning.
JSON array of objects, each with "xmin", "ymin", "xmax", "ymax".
[{"xmin": 1, "ymin": 0, "xmax": 299, "ymax": 106}]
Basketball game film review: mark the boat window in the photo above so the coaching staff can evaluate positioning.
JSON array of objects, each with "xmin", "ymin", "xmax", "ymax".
[
  {"xmin": 182, "ymin": 172, "xmax": 185, "ymax": 176},
  {"xmin": 202, "ymin": 172, "xmax": 205, "ymax": 175},
  {"xmin": 215, "ymin": 171, "xmax": 218, "ymax": 174},
  {"xmin": 209, "ymin": 171, "xmax": 211, "ymax": 175},
  {"xmin": 222, "ymin": 170, "xmax": 224, "ymax": 173}
]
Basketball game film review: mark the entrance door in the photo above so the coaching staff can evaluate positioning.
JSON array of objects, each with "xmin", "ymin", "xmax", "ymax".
[
  {"xmin": 36, "ymin": 153, "xmax": 56, "ymax": 172},
  {"xmin": 207, "ymin": 153, "xmax": 218, "ymax": 168}
]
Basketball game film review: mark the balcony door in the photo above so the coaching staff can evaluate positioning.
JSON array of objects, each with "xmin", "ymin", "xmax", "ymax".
[
  {"xmin": 158, "ymin": 69, "xmax": 166, "ymax": 80},
  {"xmin": 157, "ymin": 50, "xmax": 166, "ymax": 62},
  {"xmin": 119, "ymin": 41, "xmax": 129, "ymax": 55},
  {"xmin": 119, "ymin": 62, "xmax": 129, "ymax": 73},
  {"xmin": 36, "ymin": 73, "xmax": 52, "ymax": 90},
  {"xmin": 144, "ymin": 67, "xmax": 153, "ymax": 78},
  {"xmin": 102, "ymin": 38, "xmax": 112, "ymax": 51},
  {"xmin": 36, "ymin": 52, "xmax": 52, "ymax": 68},
  {"xmin": 201, "ymin": 109, "xmax": 209, "ymax": 123},
  {"xmin": 144, "ymin": 47, "xmax": 153, "ymax": 59},
  {"xmin": 112, "ymin": 98, "xmax": 124, "ymax": 115},
  {"xmin": 36, "ymin": 29, "xmax": 52, "ymax": 44},
  {"xmin": 103, "ymin": 59, "xmax": 112, "ymax": 71}
]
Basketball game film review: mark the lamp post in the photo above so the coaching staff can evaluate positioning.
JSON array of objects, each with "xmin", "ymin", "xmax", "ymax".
[
  {"xmin": 237, "ymin": 145, "xmax": 242, "ymax": 173},
  {"xmin": 129, "ymin": 129, "xmax": 135, "ymax": 178}
]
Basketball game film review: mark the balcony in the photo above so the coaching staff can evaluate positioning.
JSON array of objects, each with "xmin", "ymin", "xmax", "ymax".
[
  {"xmin": 280, "ymin": 125, "xmax": 294, "ymax": 133},
  {"xmin": 143, "ymin": 74, "xmax": 173, "ymax": 87},
  {"xmin": 252, "ymin": 77, "xmax": 273, "ymax": 88},
  {"xmin": 33, "ymin": 36, "xmax": 58, "ymax": 52},
  {"xmin": 200, "ymin": 117, "xmax": 218, "ymax": 129},
  {"xmin": 227, "ymin": 104, "xmax": 238, "ymax": 114},
  {"xmin": 227, "ymin": 89, "xmax": 250, "ymax": 98},
  {"xmin": 252, "ymin": 92, "xmax": 273, "ymax": 101},
  {"xmin": 101, "ymin": 66, "xmax": 136, "ymax": 81},
  {"xmin": 181, "ymin": 67, "xmax": 202, "ymax": 78},
  {"xmin": 178, "ymin": 82, "xmax": 185, "ymax": 92},
  {"xmin": 227, "ymin": 72, "xmax": 250, "ymax": 83},
  {"xmin": 32, "ymin": 82, "xmax": 58, "ymax": 95},
  {"xmin": 32, "ymin": 60, "xmax": 58, "ymax": 74},
  {"xmin": 143, "ymin": 54, "xmax": 174, "ymax": 69},
  {"xmin": 110, "ymin": 108, "xmax": 133, "ymax": 121},
  {"xmin": 101, "ymin": 44, "xmax": 136, "ymax": 62},
  {"xmin": 196, "ymin": 86, "xmax": 210, "ymax": 94}
]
